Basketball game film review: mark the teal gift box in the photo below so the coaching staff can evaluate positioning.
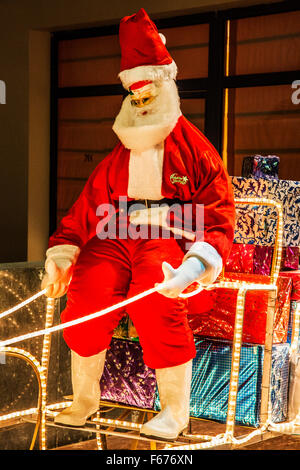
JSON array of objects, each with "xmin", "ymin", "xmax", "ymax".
[{"xmin": 154, "ymin": 338, "xmax": 290, "ymax": 427}]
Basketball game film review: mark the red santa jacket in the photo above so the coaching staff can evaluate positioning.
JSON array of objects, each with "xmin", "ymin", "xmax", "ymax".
[{"xmin": 49, "ymin": 115, "xmax": 235, "ymax": 266}]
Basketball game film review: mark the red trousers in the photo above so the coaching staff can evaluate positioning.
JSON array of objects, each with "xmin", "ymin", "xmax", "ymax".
[{"xmin": 61, "ymin": 235, "xmax": 196, "ymax": 369}]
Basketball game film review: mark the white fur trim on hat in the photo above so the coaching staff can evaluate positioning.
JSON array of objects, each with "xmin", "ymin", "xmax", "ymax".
[{"xmin": 119, "ymin": 60, "xmax": 177, "ymax": 90}]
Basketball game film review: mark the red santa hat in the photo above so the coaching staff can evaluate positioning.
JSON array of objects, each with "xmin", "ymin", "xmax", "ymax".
[{"xmin": 118, "ymin": 8, "xmax": 177, "ymax": 91}]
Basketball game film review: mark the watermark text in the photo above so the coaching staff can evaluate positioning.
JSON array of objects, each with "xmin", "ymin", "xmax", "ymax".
[
  {"xmin": 291, "ymin": 80, "xmax": 300, "ymax": 105},
  {"xmin": 0, "ymin": 80, "xmax": 6, "ymax": 104}
]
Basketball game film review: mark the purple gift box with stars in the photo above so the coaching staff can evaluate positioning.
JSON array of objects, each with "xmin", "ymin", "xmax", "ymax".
[{"xmin": 100, "ymin": 338, "xmax": 156, "ymax": 409}]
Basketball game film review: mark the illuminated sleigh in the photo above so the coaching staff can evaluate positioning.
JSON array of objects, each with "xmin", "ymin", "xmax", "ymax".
[{"xmin": 0, "ymin": 197, "xmax": 299, "ymax": 450}]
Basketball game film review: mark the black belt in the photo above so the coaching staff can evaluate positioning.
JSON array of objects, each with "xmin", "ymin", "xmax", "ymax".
[{"xmin": 126, "ymin": 198, "xmax": 188, "ymax": 210}]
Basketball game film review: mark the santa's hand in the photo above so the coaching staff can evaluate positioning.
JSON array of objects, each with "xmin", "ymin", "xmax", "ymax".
[
  {"xmin": 41, "ymin": 245, "xmax": 80, "ymax": 298},
  {"xmin": 156, "ymin": 257, "xmax": 206, "ymax": 298}
]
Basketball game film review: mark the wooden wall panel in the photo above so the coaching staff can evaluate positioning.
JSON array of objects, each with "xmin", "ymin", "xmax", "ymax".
[
  {"xmin": 226, "ymin": 85, "xmax": 300, "ymax": 179},
  {"xmin": 57, "ymin": 95, "xmax": 122, "ymax": 219},
  {"xmin": 58, "ymin": 35, "xmax": 120, "ymax": 87},
  {"xmin": 229, "ymin": 10, "xmax": 300, "ymax": 75},
  {"xmin": 180, "ymin": 98, "xmax": 205, "ymax": 132},
  {"xmin": 160, "ymin": 24, "xmax": 209, "ymax": 80}
]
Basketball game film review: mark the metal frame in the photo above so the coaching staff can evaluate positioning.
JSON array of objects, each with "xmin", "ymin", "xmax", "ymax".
[{"xmin": 1, "ymin": 197, "xmax": 298, "ymax": 450}]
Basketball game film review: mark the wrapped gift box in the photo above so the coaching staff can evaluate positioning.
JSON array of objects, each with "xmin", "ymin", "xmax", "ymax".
[
  {"xmin": 225, "ymin": 244, "xmax": 256, "ymax": 274},
  {"xmin": 279, "ymin": 271, "xmax": 300, "ymax": 301},
  {"xmin": 231, "ymin": 177, "xmax": 300, "ymax": 247},
  {"xmin": 188, "ymin": 273, "xmax": 292, "ymax": 344},
  {"xmin": 281, "ymin": 247, "xmax": 299, "ymax": 271},
  {"xmin": 252, "ymin": 246, "xmax": 299, "ymax": 275},
  {"xmin": 154, "ymin": 339, "xmax": 290, "ymax": 427},
  {"xmin": 112, "ymin": 313, "xmax": 129, "ymax": 340},
  {"xmin": 241, "ymin": 155, "xmax": 279, "ymax": 180},
  {"xmin": 225, "ymin": 245, "xmax": 299, "ymax": 276},
  {"xmin": 287, "ymin": 301, "xmax": 300, "ymax": 348},
  {"xmin": 100, "ymin": 338, "xmax": 156, "ymax": 409},
  {"xmin": 253, "ymin": 245, "xmax": 273, "ymax": 275}
]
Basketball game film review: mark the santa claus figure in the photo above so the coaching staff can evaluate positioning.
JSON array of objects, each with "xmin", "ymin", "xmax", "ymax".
[{"xmin": 42, "ymin": 9, "xmax": 235, "ymax": 441}]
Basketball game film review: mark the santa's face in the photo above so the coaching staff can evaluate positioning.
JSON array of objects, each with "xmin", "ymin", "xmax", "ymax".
[
  {"xmin": 130, "ymin": 82, "xmax": 159, "ymax": 116},
  {"xmin": 129, "ymin": 80, "xmax": 180, "ymax": 127},
  {"xmin": 112, "ymin": 79, "xmax": 182, "ymax": 152},
  {"xmin": 129, "ymin": 82, "xmax": 160, "ymax": 122}
]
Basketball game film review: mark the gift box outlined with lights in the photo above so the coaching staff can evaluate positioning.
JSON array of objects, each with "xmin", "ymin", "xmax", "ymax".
[{"xmin": 232, "ymin": 177, "xmax": 300, "ymax": 248}]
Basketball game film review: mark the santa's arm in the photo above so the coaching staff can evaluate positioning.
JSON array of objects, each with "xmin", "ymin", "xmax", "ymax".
[
  {"xmin": 48, "ymin": 190, "xmax": 96, "ymax": 250},
  {"xmin": 42, "ymin": 161, "xmax": 109, "ymax": 297},
  {"xmin": 182, "ymin": 147, "xmax": 235, "ymax": 286},
  {"xmin": 158, "ymin": 147, "xmax": 235, "ymax": 297}
]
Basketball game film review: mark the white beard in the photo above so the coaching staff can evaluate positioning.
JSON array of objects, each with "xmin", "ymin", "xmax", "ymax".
[{"xmin": 112, "ymin": 80, "xmax": 182, "ymax": 153}]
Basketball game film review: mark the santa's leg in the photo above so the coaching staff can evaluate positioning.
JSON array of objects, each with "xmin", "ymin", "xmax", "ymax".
[
  {"xmin": 127, "ymin": 237, "xmax": 196, "ymax": 441},
  {"xmin": 140, "ymin": 360, "xmax": 192, "ymax": 441},
  {"xmin": 54, "ymin": 236, "xmax": 132, "ymax": 426},
  {"xmin": 55, "ymin": 349, "xmax": 106, "ymax": 426}
]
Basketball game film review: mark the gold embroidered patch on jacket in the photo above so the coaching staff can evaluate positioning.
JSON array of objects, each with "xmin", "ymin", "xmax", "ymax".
[{"xmin": 170, "ymin": 173, "xmax": 189, "ymax": 185}]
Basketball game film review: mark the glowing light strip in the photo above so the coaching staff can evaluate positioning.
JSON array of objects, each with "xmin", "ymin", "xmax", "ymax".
[
  {"xmin": 46, "ymin": 402, "xmax": 72, "ymax": 412},
  {"xmin": 46, "ymin": 410, "xmax": 143, "ymax": 431},
  {"xmin": 181, "ymin": 433, "xmax": 217, "ymax": 441},
  {"xmin": 0, "ymin": 289, "xmax": 47, "ymax": 320},
  {"xmin": 0, "ymin": 281, "xmax": 277, "ymax": 352},
  {"xmin": 290, "ymin": 303, "xmax": 300, "ymax": 355},
  {"xmin": 39, "ymin": 298, "xmax": 56, "ymax": 450},
  {"xmin": 0, "ymin": 285, "xmax": 162, "ymax": 348},
  {"xmin": 230, "ymin": 423, "xmax": 269, "ymax": 446},
  {"xmin": 0, "ymin": 346, "xmax": 47, "ymax": 450},
  {"xmin": 92, "ymin": 416, "xmax": 142, "ymax": 430},
  {"xmin": 3, "ymin": 399, "xmax": 280, "ymax": 450},
  {"xmin": 212, "ymin": 283, "xmax": 276, "ymax": 291},
  {"xmin": 0, "ymin": 407, "xmax": 38, "ymax": 422},
  {"xmin": 0, "ymin": 281, "xmax": 277, "ymax": 350},
  {"xmin": 167, "ymin": 425, "xmax": 273, "ymax": 450},
  {"xmin": 95, "ymin": 411, "xmax": 103, "ymax": 450},
  {"xmin": 224, "ymin": 289, "xmax": 247, "ymax": 439},
  {"xmin": 40, "ymin": 410, "xmax": 231, "ymax": 448},
  {"xmin": 234, "ymin": 197, "xmax": 283, "ymax": 285},
  {"xmin": 268, "ymin": 414, "xmax": 300, "ymax": 434},
  {"xmin": 0, "ymin": 347, "xmax": 45, "ymax": 375},
  {"xmin": 167, "ymin": 435, "xmax": 227, "ymax": 450}
]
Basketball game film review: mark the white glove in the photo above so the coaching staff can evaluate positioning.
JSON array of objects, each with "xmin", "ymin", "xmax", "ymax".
[
  {"xmin": 41, "ymin": 244, "xmax": 80, "ymax": 298},
  {"xmin": 156, "ymin": 257, "xmax": 206, "ymax": 298}
]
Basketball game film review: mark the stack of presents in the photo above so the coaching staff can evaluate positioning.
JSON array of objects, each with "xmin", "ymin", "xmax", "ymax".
[{"xmin": 100, "ymin": 155, "xmax": 300, "ymax": 429}]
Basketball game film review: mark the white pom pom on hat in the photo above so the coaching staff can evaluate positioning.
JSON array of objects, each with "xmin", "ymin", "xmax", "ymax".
[{"xmin": 159, "ymin": 33, "xmax": 166, "ymax": 45}]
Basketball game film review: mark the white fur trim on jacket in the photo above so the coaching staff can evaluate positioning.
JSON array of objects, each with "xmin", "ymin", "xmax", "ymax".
[
  {"xmin": 128, "ymin": 145, "xmax": 164, "ymax": 199},
  {"xmin": 183, "ymin": 241, "xmax": 223, "ymax": 286},
  {"xmin": 45, "ymin": 244, "xmax": 81, "ymax": 272},
  {"xmin": 119, "ymin": 61, "xmax": 178, "ymax": 90}
]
